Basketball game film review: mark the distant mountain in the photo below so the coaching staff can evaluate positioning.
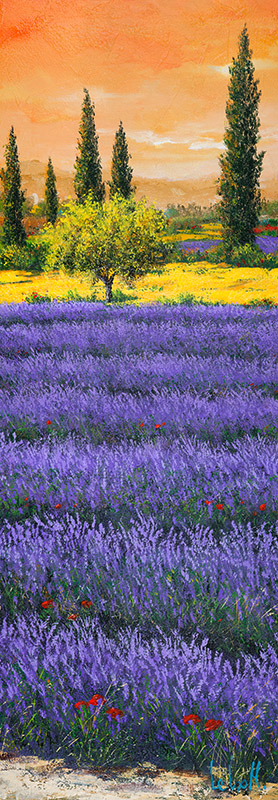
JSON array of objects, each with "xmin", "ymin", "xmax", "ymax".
[{"xmin": 0, "ymin": 159, "xmax": 276, "ymax": 210}]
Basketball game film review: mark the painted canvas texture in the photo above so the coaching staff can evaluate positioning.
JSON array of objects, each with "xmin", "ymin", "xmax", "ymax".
[{"xmin": 0, "ymin": 2, "xmax": 277, "ymax": 797}]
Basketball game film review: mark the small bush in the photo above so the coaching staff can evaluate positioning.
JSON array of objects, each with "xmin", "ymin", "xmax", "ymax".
[
  {"xmin": 229, "ymin": 243, "xmax": 278, "ymax": 270},
  {"xmin": 24, "ymin": 290, "xmax": 52, "ymax": 304},
  {"xmin": 0, "ymin": 243, "xmax": 29, "ymax": 272},
  {"xmin": 0, "ymin": 237, "xmax": 49, "ymax": 274}
]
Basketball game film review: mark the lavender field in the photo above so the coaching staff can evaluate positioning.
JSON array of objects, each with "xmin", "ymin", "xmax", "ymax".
[{"xmin": 0, "ymin": 299, "xmax": 278, "ymax": 781}]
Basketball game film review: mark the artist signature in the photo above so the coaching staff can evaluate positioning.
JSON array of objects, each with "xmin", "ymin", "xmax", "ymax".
[{"xmin": 210, "ymin": 757, "xmax": 266, "ymax": 793}]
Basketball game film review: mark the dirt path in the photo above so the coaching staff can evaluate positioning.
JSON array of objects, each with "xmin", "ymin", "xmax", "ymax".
[{"xmin": 0, "ymin": 757, "xmax": 277, "ymax": 800}]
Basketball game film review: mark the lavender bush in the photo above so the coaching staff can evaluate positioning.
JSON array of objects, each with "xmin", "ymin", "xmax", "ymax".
[{"xmin": 0, "ymin": 300, "xmax": 277, "ymax": 779}]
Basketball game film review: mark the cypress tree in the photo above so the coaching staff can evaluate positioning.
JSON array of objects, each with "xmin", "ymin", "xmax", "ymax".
[
  {"xmin": 217, "ymin": 24, "xmax": 265, "ymax": 253},
  {"xmin": 108, "ymin": 120, "xmax": 135, "ymax": 199},
  {"xmin": 45, "ymin": 158, "xmax": 58, "ymax": 224},
  {"xmin": 0, "ymin": 126, "xmax": 26, "ymax": 245},
  {"xmin": 74, "ymin": 88, "xmax": 105, "ymax": 203}
]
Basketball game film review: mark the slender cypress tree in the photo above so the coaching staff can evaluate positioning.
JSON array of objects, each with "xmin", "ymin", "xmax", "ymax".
[
  {"xmin": 217, "ymin": 24, "xmax": 265, "ymax": 253},
  {"xmin": 108, "ymin": 121, "xmax": 135, "ymax": 199},
  {"xmin": 74, "ymin": 89, "xmax": 105, "ymax": 203},
  {"xmin": 45, "ymin": 158, "xmax": 58, "ymax": 224},
  {"xmin": 0, "ymin": 126, "xmax": 26, "ymax": 245}
]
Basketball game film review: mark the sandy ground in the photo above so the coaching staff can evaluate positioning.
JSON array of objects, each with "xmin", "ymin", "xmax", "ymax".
[{"xmin": 0, "ymin": 756, "xmax": 277, "ymax": 800}]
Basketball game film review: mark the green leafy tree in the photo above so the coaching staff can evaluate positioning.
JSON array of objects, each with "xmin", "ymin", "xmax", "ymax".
[
  {"xmin": 0, "ymin": 126, "xmax": 26, "ymax": 245},
  {"xmin": 108, "ymin": 120, "xmax": 135, "ymax": 199},
  {"xmin": 45, "ymin": 158, "xmax": 58, "ymax": 224},
  {"xmin": 42, "ymin": 192, "xmax": 167, "ymax": 302},
  {"xmin": 217, "ymin": 24, "xmax": 265, "ymax": 253},
  {"xmin": 74, "ymin": 88, "xmax": 105, "ymax": 203}
]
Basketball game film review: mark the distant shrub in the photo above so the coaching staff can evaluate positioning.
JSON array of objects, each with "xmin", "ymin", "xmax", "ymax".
[
  {"xmin": 243, "ymin": 297, "xmax": 276, "ymax": 308},
  {"xmin": 0, "ymin": 243, "xmax": 29, "ymax": 272},
  {"xmin": 171, "ymin": 242, "xmax": 227, "ymax": 265},
  {"xmin": 165, "ymin": 202, "xmax": 221, "ymax": 227},
  {"xmin": 230, "ymin": 243, "xmax": 278, "ymax": 270},
  {"xmin": 0, "ymin": 237, "xmax": 49, "ymax": 274}
]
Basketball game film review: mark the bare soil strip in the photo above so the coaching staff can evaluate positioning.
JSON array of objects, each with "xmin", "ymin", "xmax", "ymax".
[{"xmin": 0, "ymin": 757, "xmax": 277, "ymax": 800}]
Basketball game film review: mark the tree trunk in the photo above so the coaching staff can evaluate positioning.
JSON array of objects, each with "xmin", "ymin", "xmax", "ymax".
[{"xmin": 105, "ymin": 279, "xmax": 113, "ymax": 303}]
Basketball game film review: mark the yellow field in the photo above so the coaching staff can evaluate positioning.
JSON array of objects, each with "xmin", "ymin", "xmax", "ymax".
[{"xmin": 0, "ymin": 260, "xmax": 277, "ymax": 306}]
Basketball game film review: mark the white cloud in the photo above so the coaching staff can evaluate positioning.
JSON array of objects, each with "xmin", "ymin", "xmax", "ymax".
[
  {"xmin": 189, "ymin": 138, "xmax": 226, "ymax": 150},
  {"xmin": 209, "ymin": 59, "xmax": 278, "ymax": 76},
  {"xmin": 127, "ymin": 130, "xmax": 192, "ymax": 146}
]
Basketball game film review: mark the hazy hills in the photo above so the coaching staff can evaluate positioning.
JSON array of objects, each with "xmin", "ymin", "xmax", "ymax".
[{"xmin": 1, "ymin": 160, "xmax": 277, "ymax": 210}]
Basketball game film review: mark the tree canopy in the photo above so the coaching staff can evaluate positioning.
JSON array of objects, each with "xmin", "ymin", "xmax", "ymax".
[
  {"xmin": 217, "ymin": 23, "xmax": 265, "ymax": 253},
  {"xmin": 0, "ymin": 126, "xmax": 26, "ymax": 246},
  {"xmin": 42, "ymin": 193, "xmax": 168, "ymax": 302},
  {"xmin": 74, "ymin": 89, "xmax": 105, "ymax": 203},
  {"xmin": 45, "ymin": 158, "xmax": 58, "ymax": 224},
  {"xmin": 108, "ymin": 121, "xmax": 135, "ymax": 199}
]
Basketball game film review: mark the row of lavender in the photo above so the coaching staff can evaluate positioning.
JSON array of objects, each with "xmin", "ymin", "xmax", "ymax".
[
  {"xmin": 0, "ymin": 300, "xmax": 277, "ymax": 775},
  {"xmin": 179, "ymin": 235, "xmax": 278, "ymax": 255},
  {"xmin": 0, "ymin": 515, "xmax": 277, "ymax": 773}
]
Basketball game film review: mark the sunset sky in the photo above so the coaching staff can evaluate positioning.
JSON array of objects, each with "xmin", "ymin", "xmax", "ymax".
[{"xmin": 0, "ymin": 0, "xmax": 277, "ymax": 193}]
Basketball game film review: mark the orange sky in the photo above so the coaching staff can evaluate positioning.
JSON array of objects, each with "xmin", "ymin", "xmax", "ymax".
[{"xmin": 0, "ymin": 0, "xmax": 277, "ymax": 190}]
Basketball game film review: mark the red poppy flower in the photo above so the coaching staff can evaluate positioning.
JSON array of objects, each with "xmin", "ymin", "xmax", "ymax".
[
  {"xmin": 41, "ymin": 600, "xmax": 54, "ymax": 608},
  {"xmin": 73, "ymin": 503, "xmax": 78, "ymax": 507},
  {"xmin": 46, "ymin": 420, "xmax": 52, "ymax": 425},
  {"xmin": 205, "ymin": 719, "xmax": 223, "ymax": 731},
  {"xmin": 68, "ymin": 614, "xmax": 78, "ymax": 620},
  {"xmin": 24, "ymin": 497, "xmax": 29, "ymax": 502},
  {"xmin": 81, "ymin": 600, "xmax": 93, "ymax": 608},
  {"xmin": 259, "ymin": 503, "xmax": 266, "ymax": 511},
  {"xmin": 162, "ymin": 422, "xmax": 166, "ymax": 426},
  {"xmin": 54, "ymin": 503, "xmax": 62, "ymax": 509},
  {"xmin": 74, "ymin": 700, "xmax": 90, "ymax": 709},
  {"xmin": 89, "ymin": 694, "xmax": 106, "ymax": 705},
  {"xmin": 182, "ymin": 713, "xmax": 202, "ymax": 725},
  {"xmin": 139, "ymin": 422, "xmax": 144, "ymax": 427},
  {"xmin": 216, "ymin": 503, "xmax": 224, "ymax": 510},
  {"xmin": 240, "ymin": 500, "xmax": 244, "ymax": 504},
  {"xmin": 155, "ymin": 424, "xmax": 161, "ymax": 429},
  {"xmin": 105, "ymin": 707, "xmax": 124, "ymax": 719},
  {"xmin": 250, "ymin": 383, "xmax": 254, "ymax": 387},
  {"xmin": 253, "ymin": 512, "xmax": 257, "ymax": 517},
  {"xmin": 205, "ymin": 500, "xmax": 212, "ymax": 506}
]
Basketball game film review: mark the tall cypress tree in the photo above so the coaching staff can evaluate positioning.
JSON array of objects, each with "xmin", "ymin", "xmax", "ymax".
[
  {"xmin": 45, "ymin": 157, "xmax": 58, "ymax": 224},
  {"xmin": 217, "ymin": 24, "xmax": 265, "ymax": 253},
  {"xmin": 0, "ymin": 126, "xmax": 26, "ymax": 245},
  {"xmin": 74, "ymin": 88, "xmax": 105, "ymax": 203},
  {"xmin": 108, "ymin": 121, "xmax": 135, "ymax": 199}
]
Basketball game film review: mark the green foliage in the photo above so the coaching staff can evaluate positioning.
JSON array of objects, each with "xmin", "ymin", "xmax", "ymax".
[
  {"xmin": 0, "ymin": 127, "xmax": 26, "ymax": 246},
  {"xmin": 260, "ymin": 199, "xmax": 278, "ymax": 220},
  {"xmin": 164, "ymin": 202, "xmax": 221, "ymax": 225},
  {"xmin": 229, "ymin": 242, "xmax": 278, "ymax": 270},
  {"xmin": 244, "ymin": 297, "xmax": 276, "ymax": 308},
  {"xmin": 108, "ymin": 121, "xmax": 135, "ymax": 200},
  {"xmin": 217, "ymin": 24, "xmax": 265, "ymax": 253},
  {"xmin": 31, "ymin": 200, "xmax": 47, "ymax": 217},
  {"xmin": 171, "ymin": 242, "xmax": 227, "ymax": 265},
  {"xmin": 45, "ymin": 158, "xmax": 58, "ymax": 224},
  {"xmin": 111, "ymin": 288, "xmax": 138, "ymax": 304},
  {"xmin": 40, "ymin": 193, "xmax": 168, "ymax": 302},
  {"xmin": 74, "ymin": 89, "xmax": 105, "ymax": 204},
  {"xmin": 167, "ymin": 216, "xmax": 202, "ymax": 235},
  {"xmin": 171, "ymin": 240, "xmax": 278, "ymax": 270},
  {"xmin": 0, "ymin": 242, "xmax": 29, "ymax": 272},
  {"xmin": 24, "ymin": 290, "xmax": 51, "ymax": 304},
  {"xmin": 0, "ymin": 236, "xmax": 49, "ymax": 274}
]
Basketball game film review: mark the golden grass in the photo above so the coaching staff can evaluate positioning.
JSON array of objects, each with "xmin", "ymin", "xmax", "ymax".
[{"xmin": 1, "ymin": 261, "xmax": 277, "ymax": 306}]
